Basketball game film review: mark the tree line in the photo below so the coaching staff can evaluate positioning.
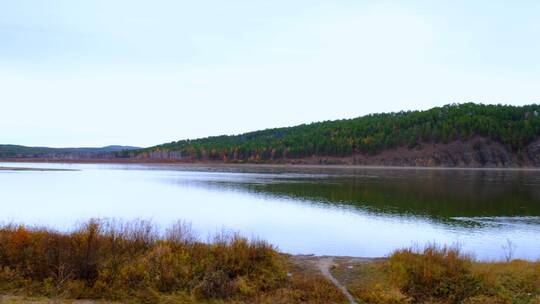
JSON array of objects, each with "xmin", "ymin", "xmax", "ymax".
[{"xmin": 121, "ymin": 103, "xmax": 540, "ymax": 161}]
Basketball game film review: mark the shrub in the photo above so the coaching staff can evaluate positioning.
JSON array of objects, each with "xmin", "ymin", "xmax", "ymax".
[
  {"xmin": 0, "ymin": 219, "xmax": 287, "ymax": 301},
  {"xmin": 387, "ymin": 244, "xmax": 479, "ymax": 303}
]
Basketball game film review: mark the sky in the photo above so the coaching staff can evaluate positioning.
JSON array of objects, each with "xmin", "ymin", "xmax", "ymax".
[{"xmin": 1, "ymin": 1, "xmax": 539, "ymax": 148}]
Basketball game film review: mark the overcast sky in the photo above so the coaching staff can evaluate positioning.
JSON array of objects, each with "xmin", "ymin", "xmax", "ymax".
[{"xmin": 1, "ymin": 1, "xmax": 539, "ymax": 147}]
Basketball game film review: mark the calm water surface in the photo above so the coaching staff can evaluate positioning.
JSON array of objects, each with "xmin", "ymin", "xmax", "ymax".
[{"xmin": 1, "ymin": 162, "xmax": 539, "ymax": 260}]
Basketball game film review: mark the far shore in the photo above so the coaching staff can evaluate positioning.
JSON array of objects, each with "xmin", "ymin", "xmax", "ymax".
[
  {"xmin": 2, "ymin": 158, "xmax": 540, "ymax": 171},
  {"xmin": 0, "ymin": 166, "xmax": 79, "ymax": 171}
]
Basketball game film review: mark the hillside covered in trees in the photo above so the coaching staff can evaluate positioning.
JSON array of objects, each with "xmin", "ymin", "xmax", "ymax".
[
  {"xmin": 4, "ymin": 104, "xmax": 540, "ymax": 167},
  {"xmin": 119, "ymin": 103, "xmax": 540, "ymax": 167}
]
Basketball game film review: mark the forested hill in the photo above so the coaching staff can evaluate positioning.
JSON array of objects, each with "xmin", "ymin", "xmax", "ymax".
[{"xmin": 120, "ymin": 103, "xmax": 540, "ymax": 167}]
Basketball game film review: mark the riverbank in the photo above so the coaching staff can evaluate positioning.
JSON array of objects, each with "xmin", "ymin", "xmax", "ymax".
[
  {"xmin": 1, "ymin": 220, "xmax": 539, "ymax": 304},
  {"xmin": 0, "ymin": 166, "xmax": 78, "ymax": 171},
  {"xmin": 1, "ymin": 254, "xmax": 539, "ymax": 304},
  {"xmin": 3, "ymin": 158, "xmax": 540, "ymax": 171}
]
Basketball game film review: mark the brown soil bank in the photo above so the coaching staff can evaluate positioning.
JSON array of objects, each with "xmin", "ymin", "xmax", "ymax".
[{"xmin": 345, "ymin": 137, "xmax": 540, "ymax": 167}]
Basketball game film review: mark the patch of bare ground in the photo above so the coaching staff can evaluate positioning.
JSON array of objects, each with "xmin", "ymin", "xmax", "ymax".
[
  {"xmin": 328, "ymin": 257, "xmax": 410, "ymax": 304},
  {"xmin": 289, "ymin": 255, "xmax": 382, "ymax": 304}
]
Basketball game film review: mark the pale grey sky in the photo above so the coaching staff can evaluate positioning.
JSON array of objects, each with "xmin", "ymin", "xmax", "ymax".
[{"xmin": 1, "ymin": 1, "xmax": 539, "ymax": 147}]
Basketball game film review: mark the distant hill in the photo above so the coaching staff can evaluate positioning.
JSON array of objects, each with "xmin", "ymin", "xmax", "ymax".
[
  {"xmin": 0, "ymin": 145, "xmax": 140, "ymax": 159},
  {"xmin": 5, "ymin": 103, "xmax": 540, "ymax": 167},
  {"xmin": 118, "ymin": 103, "xmax": 540, "ymax": 167},
  {"xmin": 94, "ymin": 145, "xmax": 141, "ymax": 152}
]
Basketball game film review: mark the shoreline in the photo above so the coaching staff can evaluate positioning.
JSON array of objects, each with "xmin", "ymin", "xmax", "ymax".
[
  {"xmin": 0, "ymin": 166, "xmax": 79, "ymax": 171},
  {"xmin": 2, "ymin": 158, "xmax": 540, "ymax": 171}
]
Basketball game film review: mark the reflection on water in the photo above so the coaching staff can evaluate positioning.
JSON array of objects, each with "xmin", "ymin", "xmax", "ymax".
[
  {"xmin": 245, "ymin": 170, "xmax": 540, "ymax": 218},
  {"xmin": 1, "ymin": 163, "xmax": 539, "ymax": 260}
]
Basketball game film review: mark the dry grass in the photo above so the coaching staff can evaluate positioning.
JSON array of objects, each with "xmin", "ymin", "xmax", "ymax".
[
  {"xmin": 387, "ymin": 245, "xmax": 479, "ymax": 303},
  {"xmin": 0, "ymin": 220, "xmax": 347, "ymax": 304},
  {"xmin": 331, "ymin": 245, "xmax": 540, "ymax": 304},
  {"xmin": 3, "ymin": 221, "xmax": 538, "ymax": 304},
  {"xmin": 471, "ymin": 260, "xmax": 540, "ymax": 304},
  {"xmin": 332, "ymin": 258, "xmax": 408, "ymax": 304}
]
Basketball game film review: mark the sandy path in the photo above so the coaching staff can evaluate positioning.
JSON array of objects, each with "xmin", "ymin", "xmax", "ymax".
[{"xmin": 317, "ymin": 257, "xmax": 357, "ymax": 304}]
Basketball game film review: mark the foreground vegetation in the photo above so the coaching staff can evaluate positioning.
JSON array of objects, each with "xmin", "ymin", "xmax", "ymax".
[
  {"xmin": 0, "ymin": 220, "xmax": 344, "ymax": 303},
  {"xmin": 1, "ymin": 221, "xmax": 539, "ymax": 303},
  {"xmin": 334, "ymin": 245, "xmax": 540, "ymax": 304},
  {"xmin": 125, "ymin": 103, "xmax": 540, "ymax": 161}
]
